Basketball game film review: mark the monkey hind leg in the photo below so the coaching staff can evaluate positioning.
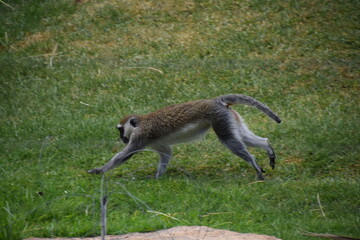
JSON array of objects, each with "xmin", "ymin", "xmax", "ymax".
[
  {"xmin": 266, "ymin": 140, "xmax": 276, "ymax": 169},
  {"xmin": 243, "ymin": 136, "xmax": 276, "ymax": 169},
  {"xmin": 240, "ymin": 126, "xmax": 276, "ymax": 169},
  {"xmin": 153, "ymin": 146, "xmax": 172, "ymax": 179},
  {"xmin": 218, "ymin": 136, "xmax": 265, "ymax": 180}
]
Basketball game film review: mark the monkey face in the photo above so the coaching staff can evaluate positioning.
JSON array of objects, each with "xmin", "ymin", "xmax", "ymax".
[
  {"xmin": 117, "ymin": 124, "xmax": 129, "ymax": 144},
  {"xmin": 117, "ymin": 116, "xmax": 139, "ymax": 145}
]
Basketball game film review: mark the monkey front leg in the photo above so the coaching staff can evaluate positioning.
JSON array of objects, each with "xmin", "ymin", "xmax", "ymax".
[
  {"xmin": 153, "ymin": 146, "xmax": 172, "ymax": 179},
  {"xmin": 88, "ymin": 145, "xmax": 140, "ymax": 174}
]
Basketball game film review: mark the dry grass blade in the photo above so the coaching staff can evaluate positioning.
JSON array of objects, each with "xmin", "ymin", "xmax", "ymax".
[
  {"xmin": 317, "ymin": 193, "xmax": 327, "ymax": 218},
  {"xmin": 122, "ymin": 67, "xmax": 164, "ymax": 74},
  {"xmin": 147, "ymin": 210, "xmax": 190, "ymax": 223}
]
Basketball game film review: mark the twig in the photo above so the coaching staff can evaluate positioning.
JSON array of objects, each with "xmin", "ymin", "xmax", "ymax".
[
  {"xmin": 117, "ymin": 183, "xmax": 150, "ymax": 212},
  {"xmin": 302, "ymin": 231, "xmax": 360, "ymax": 240},
  {"xmin": 114, "ymin": 182, "xmax": 169, "ymax": 232},
  {"xmin": 100, "ymin": 175, "xmax": 108, "ymax": 240},
  {"xmin": 317, "ymin": 193, "xmax": 327, "ymax": 218},
  {"xmin": 0, "ymin": 0, "xmax": 14, "ymax": 10}
]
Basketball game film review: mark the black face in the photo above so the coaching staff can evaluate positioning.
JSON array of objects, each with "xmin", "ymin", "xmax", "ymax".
[{"xmin": 117, "ymin": 125, "xmax": 129, "ymax": 144}]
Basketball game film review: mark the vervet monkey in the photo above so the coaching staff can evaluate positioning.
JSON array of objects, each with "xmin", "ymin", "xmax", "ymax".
[{"xmin": 88, "ymin": 94, "xmax": 281, "ymax": 180}]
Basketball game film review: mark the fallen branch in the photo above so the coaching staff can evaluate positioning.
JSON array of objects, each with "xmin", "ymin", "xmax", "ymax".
[{"xmin": 302, "ymin": 231, "xmax": 360, "ymax": 240}]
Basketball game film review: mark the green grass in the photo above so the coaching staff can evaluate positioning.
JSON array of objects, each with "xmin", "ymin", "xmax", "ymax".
[{"xmin": 0, "ymin": 0, "xmax": 359, "ymax": 239}]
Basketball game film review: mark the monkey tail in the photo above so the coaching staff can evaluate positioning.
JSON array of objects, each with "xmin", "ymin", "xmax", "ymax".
[{"xmin": 217, "ymin": 94, "xmax": 282, "ymax": 123}]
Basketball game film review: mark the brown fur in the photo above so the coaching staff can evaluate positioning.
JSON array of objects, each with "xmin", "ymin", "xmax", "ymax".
[{"xmin": 126, "ymin": 100, "xmax": 214, "ymax": 139}]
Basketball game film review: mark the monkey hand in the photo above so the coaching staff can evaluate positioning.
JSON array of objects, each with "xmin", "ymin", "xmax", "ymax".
[{"xmin": 87, "ymin": 168, "xmax": 104, "ymax": 174}]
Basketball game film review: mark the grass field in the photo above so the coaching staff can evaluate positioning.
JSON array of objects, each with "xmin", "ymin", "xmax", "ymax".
[{"xmin": 0, "ymin": 0, "xmax": 359, "ymax": 239}]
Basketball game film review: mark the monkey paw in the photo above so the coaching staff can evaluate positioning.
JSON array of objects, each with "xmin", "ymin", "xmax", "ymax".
[
  {"xmin": 87, "ymin": 168, "xmax": 103, "ymax": 174},
  {"xmin": 257, "ymin": 174, "xmax": 265, "ymax": 181}
]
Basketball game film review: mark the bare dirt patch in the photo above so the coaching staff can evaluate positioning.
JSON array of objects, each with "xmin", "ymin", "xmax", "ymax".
[{"xmin": 13, "ymin": 32, "xmax": 52, "ymax": 49}]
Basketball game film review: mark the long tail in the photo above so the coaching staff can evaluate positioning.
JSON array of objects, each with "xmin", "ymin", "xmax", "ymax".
[{"xmin": 217, "ymin": 94, "xmax": 282, "ymax": 123}]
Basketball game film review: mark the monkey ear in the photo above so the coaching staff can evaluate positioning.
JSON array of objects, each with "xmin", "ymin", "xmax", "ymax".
[{"xmin": 129, "ymin": 117, "xmax": 138, "ymax": 127}]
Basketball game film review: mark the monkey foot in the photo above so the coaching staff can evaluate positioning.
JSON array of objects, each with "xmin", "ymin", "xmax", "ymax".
[
  {"xmin": 87, "ymin": 168, "xmax": 103, "ymax": 174},
  {"xmin": 257, "ymin": 174, "xmax": 265, "ymax": 181},
  {"xmin": 270, "ymin": 163, "xmax": 275, "ymax": 170}
]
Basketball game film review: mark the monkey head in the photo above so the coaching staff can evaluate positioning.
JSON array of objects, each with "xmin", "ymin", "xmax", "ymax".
[{"xmin": 117, "ymin": 115, "xmax": 139, "ymax": 144}]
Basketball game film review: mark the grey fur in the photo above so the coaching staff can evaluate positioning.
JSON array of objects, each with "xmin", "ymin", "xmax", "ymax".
[
  {"xmin": 217, "ymin": 94, "xmax": 281, "ymax": 123},
  {"xmin": 88, "ymin": 94, "xmax": 281, "ymax": 180}
]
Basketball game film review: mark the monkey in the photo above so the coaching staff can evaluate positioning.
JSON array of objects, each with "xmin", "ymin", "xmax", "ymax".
[{"xmin": 88, "ymin": 94, "xmax": 281, "ymax": 180}]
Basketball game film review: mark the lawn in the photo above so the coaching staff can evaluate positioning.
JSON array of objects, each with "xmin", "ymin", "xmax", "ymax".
[{"xmin": 0, "ymin": 0, "xmax": 359, "ymax": 239}]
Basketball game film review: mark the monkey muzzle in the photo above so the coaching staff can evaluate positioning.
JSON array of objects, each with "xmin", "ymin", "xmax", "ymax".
[{"xmin": 117, "ymin": 125, "xmax": 129, "ymax": 144}]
